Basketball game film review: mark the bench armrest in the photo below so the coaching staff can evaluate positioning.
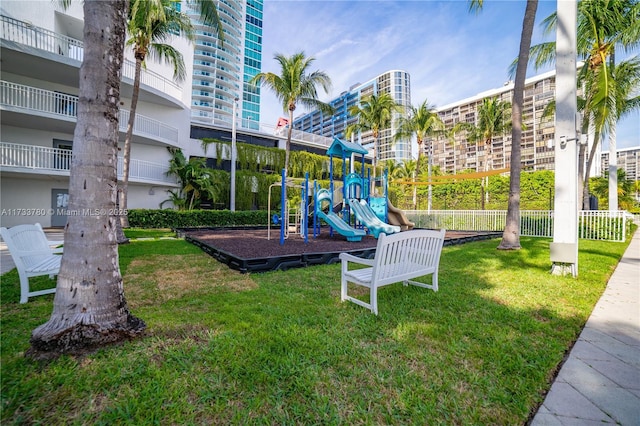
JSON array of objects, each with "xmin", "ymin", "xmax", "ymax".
[
  {"xmin": 48, "ymin": 240, "xmax": 64, "ymax": 254},
  {"xmin": 339, "ymin": 252, "xmax": 374, "ymax": 267}
]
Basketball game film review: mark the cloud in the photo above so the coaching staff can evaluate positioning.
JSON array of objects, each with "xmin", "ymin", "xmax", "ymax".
[
  {"xmin": 259, "ymin": 1, "xmax": 638, "ymax": 149},
  {"xmin": 314, "ymin": 39, "xmax": 359, "ymax": 59}
]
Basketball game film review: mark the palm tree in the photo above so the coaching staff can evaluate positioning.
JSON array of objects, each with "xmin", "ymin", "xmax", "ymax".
[
  {"xmin": 383, "ymin": 159, "xmax": 404, "ymax": 182},
  {"xmin": 395, "ymin": 99, "xmax": 444, "ymax": 210},
  {"xmin": 249, "ymin": 51, "xmax": 333, "ymax": 176},
  {"xmin": 527, "ymin": 0, "xmax": 640, "ymax": 210},
  {"xmin": 470, "ymin": 0, "xmax": 538, "ymax": 248},
  {"xmin": 163, "ymin": 148, "xmax": 220, "ymax": 210},
  {"xmin": 581, "ymin": 56, "xmax": 640, "ymax": 210},
  {"xmin": 580, "ymin": 0, "xmax": 639, "ymax": 211},
  {"xmin": 119, "ymin": 0, "xmax": 222, "ymax": 228},
  {"xmin": 498, "ymin": 0, "xmax": 537, "ymax": 249},
  {"xmin": 459, "ymin": 97, "xmax": 511, "ymax": 210},
  {"xmin": 395, "ymin": 159, "xmax": 418, "ymax": 209},
  {"xmin": 29, "ymin": 0, "xmax": 145, "ymax": 358},
  {"xmin": 590, "ymin": 168, "xmax": 635, "ymax": 210},
  {"xmin": 346, "ymin": 93, "xmax": 403, "ymax": 181}
]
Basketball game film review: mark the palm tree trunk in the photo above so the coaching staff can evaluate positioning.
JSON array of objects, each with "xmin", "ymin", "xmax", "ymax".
[
  {"xmin": 481, "ymin": 140, "xmax": 490, "ymax": 210},
  {"xmin": 412, "ymin": 170, "xmax": 417, "ymax": 210},
  {"xmin": 499, "ymin": 0, "xmax": 537, "ymax": 249},
  {"xmin": 578, "ymin": 140, "xmax": 587, "ymax": 210},
  {"xmin": 372, "ymin": 136, "xmax": 377, "ymax": 181},
  {"xmin": 583, "ymin": 130, "xmax": 602, "ymax": 209},
  {"xmin": 282, "ymin": 109, "xmax": 294, "ymax": 207},
  {"xmin": 119, "ymin": 57, "xmax": 143, "ymax": 231},
  {"xmin": 608, "ymin": 121, "xmax": 617, "ymax": 210},
  {"xmin": 28, "ymin": 0, "xmax": 145, "ymax": 359},
  {"xmin": 285, "ymin": 109, "xmax": 294, "ymax": 176}
]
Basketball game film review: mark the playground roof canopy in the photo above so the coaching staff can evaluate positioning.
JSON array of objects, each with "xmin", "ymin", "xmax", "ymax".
[{"xmin": 327, "ymin": 137, "xmax": 369, "ymax": 158}]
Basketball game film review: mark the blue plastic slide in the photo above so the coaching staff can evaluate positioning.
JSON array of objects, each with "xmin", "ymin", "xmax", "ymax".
[
  {"xmin": 315, "ymin": 189, "xmax": 365, "ymax": 242},
  {"xmin": 348, "ymin": 198, "xmax": 401, "ymax": 238}
]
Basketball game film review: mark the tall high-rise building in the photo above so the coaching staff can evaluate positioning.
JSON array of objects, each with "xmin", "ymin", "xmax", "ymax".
[
  {"xmin": 601, "ymin": 147, "xmax": 640, "ymax": 183},
  {"xmin": 292, "ymin": 70, "xmax": 412, "ymax": 163},
  {"xmin": 188, "ymin": 0, "xmax": 263, "ymax": 130},
  {"xmin": 429, "ymin": 70, "xmax": 559, "ymax": 174},
  {"xmin": 0, "ymin": 1, "xmax": 193, "ymax": 227}
]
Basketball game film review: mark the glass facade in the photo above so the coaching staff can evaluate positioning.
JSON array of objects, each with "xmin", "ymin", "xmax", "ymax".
[{"xmin": 187, "ymin": 0, "xmax": 262, "ymax": 130}]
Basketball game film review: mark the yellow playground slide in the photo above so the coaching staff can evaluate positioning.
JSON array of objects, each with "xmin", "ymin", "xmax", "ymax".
[{"xmin": 387, "ymin": 200, "xmax": 415, "ymax": 231}]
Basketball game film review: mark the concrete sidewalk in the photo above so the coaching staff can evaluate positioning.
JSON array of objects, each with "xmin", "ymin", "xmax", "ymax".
[{"xmin": 531, "ymin": 228, "xmax": 640, "ymax": 425}]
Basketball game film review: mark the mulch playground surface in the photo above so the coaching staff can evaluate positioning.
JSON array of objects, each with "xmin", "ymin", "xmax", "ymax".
[{"xmin": 182, "ymin": 228, "xmax": 501, "ymax": 273}]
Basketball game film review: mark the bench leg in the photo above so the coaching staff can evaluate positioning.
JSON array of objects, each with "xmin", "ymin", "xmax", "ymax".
[
  {"xmin": 17, "ymin": 272, "xmax": 57, "ymax": 304},
  {"xmin": 18, "ymin": 271, "xmax": 30, "ymax": 304},
  {"xmin": 340, "ymin": 265, "xmax": 348, "ymax": 302},
  {"xmin": 341, "ymin": 278, "xmax": 378, "ymax": 315},
  {"xmin": 370, "ymin": 285, "xmax": 378, "ymax": 315}
]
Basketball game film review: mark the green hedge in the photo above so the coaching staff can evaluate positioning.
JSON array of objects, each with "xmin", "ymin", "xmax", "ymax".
[{"xmin": 127, "ymin": 209, "xmax": 269, "ymax": 229}]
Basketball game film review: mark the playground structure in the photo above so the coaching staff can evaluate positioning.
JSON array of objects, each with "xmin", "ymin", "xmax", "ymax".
[
  {"xmin": 268, "ymin": 138, "xmax": 413, "ymax": 245},
  {"xmin": 343, "ymin": 172, "xmax": 400, "ymax": 238},
  {"xmin": 312, "ymin": 138, "xmax": 405, "ymax": 241}
]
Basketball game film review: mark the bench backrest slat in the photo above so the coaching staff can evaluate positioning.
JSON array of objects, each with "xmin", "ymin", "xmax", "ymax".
[
  {"xmin": 372, "ymin": 229, "xmax": 445, "ymax": 287},
  {"xmin": 1, "ymin": 223, "xmax": 55, "ymax": 270}
]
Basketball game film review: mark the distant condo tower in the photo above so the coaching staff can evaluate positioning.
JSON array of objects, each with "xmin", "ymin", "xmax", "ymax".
[
  {"xmin": 292, "ymin": 70, "xmax": 412, "ymax": 163},
  {"xmin": 187, "ymin": 0, "xmax": 263, "ymax": 130}
]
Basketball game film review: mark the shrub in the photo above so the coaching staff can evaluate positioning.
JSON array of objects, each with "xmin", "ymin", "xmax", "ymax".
[{"xmin": 127, "ymin": 209, "xmax": 269, "ymax": 229}]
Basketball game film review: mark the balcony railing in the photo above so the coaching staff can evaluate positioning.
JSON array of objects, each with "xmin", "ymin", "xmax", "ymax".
[
  {"xmin": 1, "ymin": 80, "xmax": 179, "ymax": 145},
  {"xmin": 190, "ymin": 112, "xmax": 336, "ymax": 149},
  {"xmin": 1, "ymin": 15, "xmax": 182, "ymax": 102},
  {"xmin": 0, "ymin": 142, "xmax": 177, "ymax": 184}
]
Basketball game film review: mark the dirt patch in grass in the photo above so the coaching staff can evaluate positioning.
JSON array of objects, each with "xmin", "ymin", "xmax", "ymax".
[{"xmin": 124, "ymin": 254, "xmax": 258, "ymax": 304}]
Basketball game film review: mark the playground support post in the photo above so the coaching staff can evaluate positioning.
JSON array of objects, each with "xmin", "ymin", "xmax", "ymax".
[
  {"xmin": 304, "ymin": 172, "xmax": 309, "ymax": 243},
  {"xmin": 280, "ymin": 168, "xmax": 286, "ymax": 245}
]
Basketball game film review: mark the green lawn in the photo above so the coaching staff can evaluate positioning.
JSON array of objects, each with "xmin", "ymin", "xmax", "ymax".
[{"xmin": 0, "ymin": 233, "xmax": 631, "ymax": 425}]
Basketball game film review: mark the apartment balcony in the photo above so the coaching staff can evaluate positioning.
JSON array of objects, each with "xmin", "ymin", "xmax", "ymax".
[
  {"xmin": 1, "ymin": 80, "xmax": 179, "ymax": 147},
  {"xmin": 0, "ymin": 142, "xmax": 178, "ymax": 186},
  {"xmin": 0, "ymin": 15, "xmax": 184, "ymax": 108}
]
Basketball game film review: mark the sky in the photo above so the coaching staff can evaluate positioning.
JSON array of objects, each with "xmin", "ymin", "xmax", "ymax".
[{"xmin": 258, "ymin": 0, "xmax": 639, "ymax": 151}]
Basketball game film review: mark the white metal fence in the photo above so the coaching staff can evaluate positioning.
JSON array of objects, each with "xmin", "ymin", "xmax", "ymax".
[{"xmin": 404, "ymin": 210, "xmax": 633, "ymax": 242}]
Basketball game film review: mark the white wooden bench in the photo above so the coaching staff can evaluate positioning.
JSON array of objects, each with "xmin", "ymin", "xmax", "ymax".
[
  {"xmin": 339, "ymin": 229, "xmax": 446, "ymax": 315},
  {"xmin": 0, "ymin": 223, "xmax": 63, "ymax": 303}
]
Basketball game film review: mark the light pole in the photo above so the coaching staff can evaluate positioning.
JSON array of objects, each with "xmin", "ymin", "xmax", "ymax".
[{"xmin": 230, "ymin": 97, "xmax": 239, "ymax": 211}]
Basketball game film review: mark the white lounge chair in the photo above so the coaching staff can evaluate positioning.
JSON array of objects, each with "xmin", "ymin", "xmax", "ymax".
[{"xmin": 1, "ymin": 223, "xmax": 63, "ymax": 303}]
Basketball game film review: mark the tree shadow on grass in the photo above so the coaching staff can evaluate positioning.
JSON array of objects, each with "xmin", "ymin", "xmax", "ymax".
[{"xmin": 0, "ymin": 235, "xmax": 631, "ymax": 425}]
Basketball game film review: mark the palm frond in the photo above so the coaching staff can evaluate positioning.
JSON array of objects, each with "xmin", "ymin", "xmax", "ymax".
[{"xmin": 148, "ymin": 43, "xmax": 187, "ymax": 81}]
